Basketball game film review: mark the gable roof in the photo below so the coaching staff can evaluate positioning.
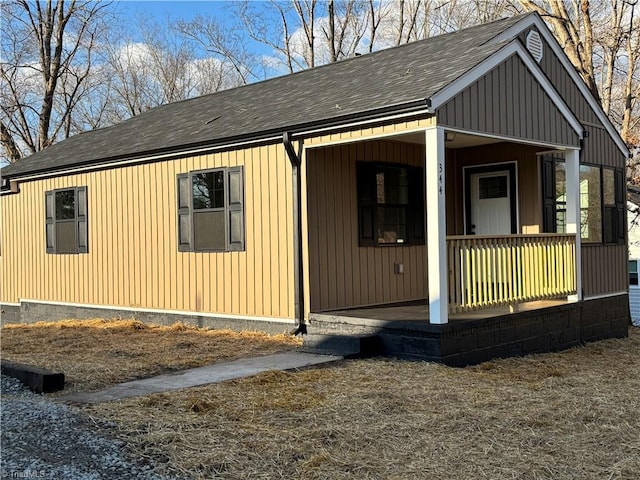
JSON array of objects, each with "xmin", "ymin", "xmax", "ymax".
[{"xmin": 1, "ymin": 14, "xmax": 530, "ymax": 180}]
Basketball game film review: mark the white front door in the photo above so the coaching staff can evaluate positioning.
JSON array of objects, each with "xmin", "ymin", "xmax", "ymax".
[{"xmin": 469, "ymin": 170, "xmax": 512, "ymax": 235}]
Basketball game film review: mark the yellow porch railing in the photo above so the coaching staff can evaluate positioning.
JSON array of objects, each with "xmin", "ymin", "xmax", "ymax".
[{"xmin": 447, "ymin": 234, "xmax": 577, "ymax": 313}]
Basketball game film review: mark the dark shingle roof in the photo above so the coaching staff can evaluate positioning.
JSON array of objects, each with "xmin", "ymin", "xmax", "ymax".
[{"xmin": 1, "ymin": 14, "xmax": 530, "ymax": 179}]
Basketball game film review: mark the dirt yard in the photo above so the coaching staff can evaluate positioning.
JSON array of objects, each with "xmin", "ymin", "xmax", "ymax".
[{"xmin": 2, "ymin": 320, "xmax": 639, "ymax": 479}]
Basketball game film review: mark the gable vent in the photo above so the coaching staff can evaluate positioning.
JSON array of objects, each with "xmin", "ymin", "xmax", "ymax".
[{"xmin": 526, "ymin": 30, "xmax": 544, "ymax": 63}]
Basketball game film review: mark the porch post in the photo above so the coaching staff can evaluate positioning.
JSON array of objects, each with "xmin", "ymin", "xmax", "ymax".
[
  {"xmin": 425, "ymin": 126, "xmax": 448, "ymax": 324},
  {"xmin": 564, "ymin": 149, "xmax": 583, "ymax": 301}
]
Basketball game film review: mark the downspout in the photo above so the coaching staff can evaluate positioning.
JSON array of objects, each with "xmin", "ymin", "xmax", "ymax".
[{"xmin": 283, "ymin": 132, "xmax": 307, "ymax": 335}]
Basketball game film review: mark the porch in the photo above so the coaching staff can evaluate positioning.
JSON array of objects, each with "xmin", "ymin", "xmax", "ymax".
[
  {"xmin": 304, "ymin": 129, "xmax": 582, "ymax": 325},
  {"xmin": 305, "ymin": 295, "xmax": 628, "ymax": 366}
]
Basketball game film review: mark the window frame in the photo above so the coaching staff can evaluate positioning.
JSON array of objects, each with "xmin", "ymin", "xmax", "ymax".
[
  {"xmin": 45, "ymin": 186, "xmax": 89, "ymax": 255},
  {"xmin": 629, "ymin": 259, "xmax": 639, "ymax": 286},
  {"xmin": 542, "ymin": 156, "xmax": 626, "ymax": 246},
  {"xmin": 602, "ymin": 167, "xmax": 626, "ymax": 245},
  {"xmin": 356, "ymin": 161, "xmax": 425, "ymax": 247},
  {"xmin": 177, "ymin": 166, "xmax": 245, "ymax": 253},
  {"xmin": 579, "ymin": 163, "xmax": 603, "ymax": 244}
]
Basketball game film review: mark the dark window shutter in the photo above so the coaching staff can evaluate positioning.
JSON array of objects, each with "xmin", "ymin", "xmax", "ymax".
[
  {"xmin": 615, "ymin": 169, "xmax": 625, "ymax": 244},
  {"xmin": 541, "ymin": 155, "xmax": 557, "ymax": 233},
  {"xmin": 357, "ymin": 162, "xmax": 375, "ymax": 246},
  {"xmin": 177, "ymin": 173, "xmax": 192, "ymax": 251},
  {"xmin": 226, "ymin": 167, "xmax": 245, "ymax": 251},
  {"xmin": 76, "ymin": 186, "xmax": 88, "ymax": 253},
  {"xmin": 45, "ymin": 191, "xmax": 55, "ymax": 254},
  {"xmin": 409, "ymin": 166, "xmax": 425, "ymax": 245}
]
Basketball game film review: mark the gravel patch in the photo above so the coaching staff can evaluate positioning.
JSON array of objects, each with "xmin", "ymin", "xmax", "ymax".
[{"xmin": 1, "ymin": 375, "xmax": 177, "ymax": 480}]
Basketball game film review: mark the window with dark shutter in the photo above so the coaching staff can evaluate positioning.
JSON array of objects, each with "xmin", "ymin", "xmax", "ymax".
[
  {"xmin": 357, "ymin": 162, "xmax": 424, "ymax": 247},
  {"xmin": 45, "ymin": 187, "xmax": 89, "ymax": 254},
  {"xmin": 176, "ymin": 167, "xmax": 245, "ymax": 252},
  {"xmin": 603, "ymin": 167, "xmax": 626, "ymax": 245}
]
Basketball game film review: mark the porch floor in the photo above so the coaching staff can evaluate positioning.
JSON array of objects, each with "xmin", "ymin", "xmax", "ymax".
[
  {"xmin": 310, "ymin": 298, "xmax": 571, "ymax": 330},
  {"xmin": 306, "ymin": 297, "xmax": 622, "ymax": 366}
]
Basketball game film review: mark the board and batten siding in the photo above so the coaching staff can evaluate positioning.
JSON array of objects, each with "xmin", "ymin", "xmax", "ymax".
[
  {"xmin": 582, "ymin": 245, "xmax": 628, "ymax": 297},
  {"xmin": 0, "ymin": 144, "xmax": 295, "ymax": 321},
  {"xmin": 519, "ymin": 26, "xmax": 628, "ymax": 297},
  {"xmin": 519, "ymin": 27, "xmax": 600, "ymax": 126},
  {"xmin": 305, "ymin": 139, "xmax": 427, "ymax": 312},
  {"xmin": 436, "ymin": 54, "xmax": 580, "ymax": 148},
  {"xmin": 445, "ymin": 143, "xmax": 543, "ymax": 235}
]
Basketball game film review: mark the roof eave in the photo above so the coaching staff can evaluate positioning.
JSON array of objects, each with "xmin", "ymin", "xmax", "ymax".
[{"xmin": 2, "ymin": 99, "xmax": 433, "ymax": 182}]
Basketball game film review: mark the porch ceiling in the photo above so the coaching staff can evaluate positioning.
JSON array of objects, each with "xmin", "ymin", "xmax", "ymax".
[{"xmin": 395, "ymin": 131, "xmax": 503, "ymax": 149}]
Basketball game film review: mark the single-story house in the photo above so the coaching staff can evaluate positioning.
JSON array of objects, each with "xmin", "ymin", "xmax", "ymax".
[{"xmin": 0, "ymin": 13, "xmax": 631, "ymax": 364}]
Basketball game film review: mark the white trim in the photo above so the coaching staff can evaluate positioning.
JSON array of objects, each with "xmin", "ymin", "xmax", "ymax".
[
  {"xmin": 304, "ymin": 122, "xmax": 581, "ymax": 154},
  {"xmin": 490, "ymin": 14, "xmax": 629, "ymax": 158},
  {"xmin": 583, "ymin": 291, "xmax": 628, "ymax": 301},
  {"xmin": 462, "ymin": 161, "xmax": 519, "ymax": 234},
  {"xmin": 442, "ymin": 126, "xmax": 580, "ymax": 151},
  {"xmin": 1, "ymin": 302, "xmax": 21, "ymax": 307},
  {"xmin": 15, "ymin": 299, "xmax": 295, "ymax": 324},
  {"xmin": 564, "ymin": 150, "xmax": 582, "ymax": 301},
  {"xmin": 429, "ymin": 41, "xmax": 584, "ymax": 139},
  {"xmin": 301, "ymin": 118, "xmax": 432, "ymax": 150},
  {"xmin": 296, "ymin": 109, "xmax": 432, "ymax": 142},
  {"xmin": 426, "ymin": 126, "xmax": 448, "ymax": 324},
  {"xmin": 7, "ymin": 135, "xmax": 282, "ymax": 184}
]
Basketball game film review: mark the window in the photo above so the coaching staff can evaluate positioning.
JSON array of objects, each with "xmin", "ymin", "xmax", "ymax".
[
  {"xmin": 357, "ymin": 162, "xmax": 424, "ymax": 246},
  {"xmin": 555, "ymin": 160, "xmax": 567, "ymax": 233},
  {"xmin": 629, "ymin": 260, "xmax": 638, "ymax": 286},
  {"xmin": 177, "ymin": 167, "xmax": 245, "ymax": 252},
  {"xmin": 603, "ymin": 167, "xmax": 625, "ymax": 245},
  {"xmin": 45, "ymin": 187, "xmax": 88, "ymax": 254},
  {"xmin": 543, "ymin": 155, "xmax": 625, "ymax": 245},
  {"xmin": 580, "ymin": 165, "xmax": 602, "ymax": 243},
  {"xmin": 479, "ymin": 176, "xmax": 508, "ymax": 199}
]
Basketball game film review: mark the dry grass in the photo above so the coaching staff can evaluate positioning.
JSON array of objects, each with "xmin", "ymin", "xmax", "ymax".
[
  {"xmin": 3, "ymin": 320, "xmax": 639, "ymax": 479},
  {"xmin": 1, "ymin": 319, "xmax": 301, "ymax": 393},
  {"xmin": 80, "ymin": 328, "xmax": 640, "ymax": 480}
]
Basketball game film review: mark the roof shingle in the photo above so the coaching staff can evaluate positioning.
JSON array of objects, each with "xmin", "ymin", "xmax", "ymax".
[{"xmin": 1, "ymin": 13, "xmax": 530, "ymax": 179}]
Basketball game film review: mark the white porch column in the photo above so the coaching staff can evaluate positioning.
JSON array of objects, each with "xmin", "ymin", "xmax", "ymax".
[
  {"xmin": 564, "ymin": 149, "xmax": 583, "ymax": 301},
  {"xmin": 425, "ymin": 127, "xmax": 448, "ymax": 324}
]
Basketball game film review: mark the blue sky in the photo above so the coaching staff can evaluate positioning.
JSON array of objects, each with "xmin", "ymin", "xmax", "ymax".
[{"xmin": 117, "ymin": 0, "xmax": 235, "ymax": 23}]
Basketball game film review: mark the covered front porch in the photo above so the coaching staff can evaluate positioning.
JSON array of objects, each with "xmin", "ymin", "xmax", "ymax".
[{"xmin": 303, "ymin": 127, "xmax": 582, "ymax": 326}]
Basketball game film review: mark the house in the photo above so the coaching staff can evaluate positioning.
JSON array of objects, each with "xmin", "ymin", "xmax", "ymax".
[
  {"xmin": 0, "ymin": 13, "xmax": 631, "ymax": 365},
  {"xmin": 627, "ymin": 186, "xmax": 640, "ymax": 326}
]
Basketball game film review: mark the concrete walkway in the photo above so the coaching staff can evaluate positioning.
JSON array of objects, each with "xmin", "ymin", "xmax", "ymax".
[{"xmin": 60, "ymin": 351, "xmax": 342, "ymax": 404}]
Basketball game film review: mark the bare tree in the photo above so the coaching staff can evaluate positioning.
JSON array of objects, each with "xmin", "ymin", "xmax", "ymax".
[
  {"xmin": 0, "ymin": 0, "xmax": 112, "ymax": 163},
  {"xmin": 518, "ymin": 0, "xmax": 601, "ymax": 101}
]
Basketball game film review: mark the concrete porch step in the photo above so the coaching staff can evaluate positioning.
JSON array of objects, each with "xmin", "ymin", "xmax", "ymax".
[{"xmin": 301, "ymin": 334, "xmax": 382, "ymax": 358}]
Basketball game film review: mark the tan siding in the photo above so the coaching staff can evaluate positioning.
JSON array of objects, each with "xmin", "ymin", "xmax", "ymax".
[
  {"xmin": 306, "ymin": 139, "xmax": 427, "ymax": 312},
  {"xmin": 581, "ymin": 245, "xmax": 627, "ymax": 297},
  {"xmin": 437, "ymin": 55, "xmax": 579, "ymax": 148},
  {"xmin": 0, "ymin": 144, "xmax": 294, "ymax": 322},
  {"xmin": 304, "ymin": 117, "xmax": 435, "ymax": 147}
]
